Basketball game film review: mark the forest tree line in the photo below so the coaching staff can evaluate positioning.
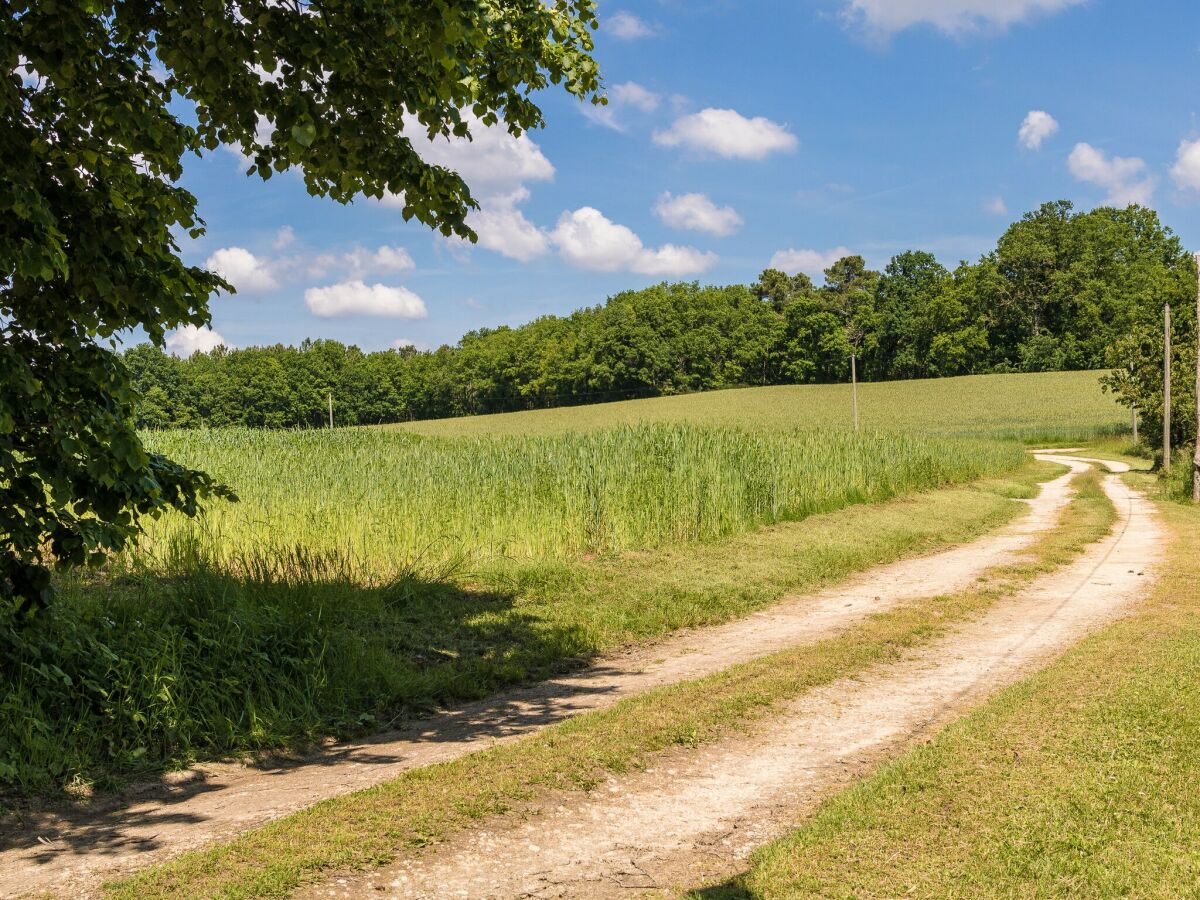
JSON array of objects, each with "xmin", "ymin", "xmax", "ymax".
[{"xmin": 125, "ymin": 201, "xmax": 1198, "ymax": 436}]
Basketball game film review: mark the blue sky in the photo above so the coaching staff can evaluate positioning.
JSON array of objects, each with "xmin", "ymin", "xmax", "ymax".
[{"xmin": 167, "ymin": 0, "xmax": 1200, "ymax": 355}]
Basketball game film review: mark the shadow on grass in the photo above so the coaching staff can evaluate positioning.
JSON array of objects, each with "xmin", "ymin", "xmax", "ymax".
[
  {"xmin": 0, "ymin": 560, "xmax": 599, "ymax": 857},
  {"xmin": 686, "ymin": 883, "xmax": 756, "ymax": 900}
]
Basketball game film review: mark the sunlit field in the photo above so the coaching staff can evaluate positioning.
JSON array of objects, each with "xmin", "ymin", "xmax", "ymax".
[
  {"xmin": 389, "ymin": 370, "xmax": 1126, "ymax": 442},
  {"xmin": 140, "ymin": 424, "xmax": 1022, "ymax": 577},
  {"xmin": 136, "ymin": 371, "xmax": 1125, "ymax": 577},
  {"xmin": 1, "ymin": 371, "xmax": 1119, "ymax": 793}
]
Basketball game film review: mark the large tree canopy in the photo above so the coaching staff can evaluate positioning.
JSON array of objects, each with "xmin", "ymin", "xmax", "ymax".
[{"xmin": 1, "ymin": 0, "xmax": 601, "ymax": 614}]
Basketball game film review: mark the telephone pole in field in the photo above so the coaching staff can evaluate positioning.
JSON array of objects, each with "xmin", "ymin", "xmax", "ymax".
[
  {"xmin": 1193, "ymin": 252, "xmax": 1200, "ymax": 502},
  {"xmin": 328, "ymin": 391, "xmax": 334, "ymax": 429},
  {"xmin": 851, "ymin": 352, "xmax": 859, "ymax": 432},
  {"xmin": 1164, "ymin": 302, "xmax": 1172, "ymax": 472}
]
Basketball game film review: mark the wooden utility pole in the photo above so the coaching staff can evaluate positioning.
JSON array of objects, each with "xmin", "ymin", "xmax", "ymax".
[
  {"xmin": 328, "ymin": 391, "xmax": 334, "ymax": 429},
  {"xmin": 1164, "ymin": 302, "xmax": 1172, "ymax": 472},
  {"xmin": 1194, "ymin": 252, "xmax": 1200, "ymax": 502},
  {"xmin": 850, "ymin": 353, "xmax": 859, "ymax": 432}
]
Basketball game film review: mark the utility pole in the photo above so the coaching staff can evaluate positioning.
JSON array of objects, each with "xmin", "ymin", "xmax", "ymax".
[
  {"xmin": 1129, "ymin": 362, "xmax": 1138, "ymax": 444},
  {"xmin": 850, "ymin": 352, "xmax": 859, "ymax": 432},
  {"xmin": 1194, "ymin": 252, "xmax": 1200, "ymax": 502},
  {"xmin": 328, "ymin": 391, "xmax": 334, "ymax": 429},
  {"xmin": 1164, "ymin": 302, "xmax": 1172, "ymax": 472}
]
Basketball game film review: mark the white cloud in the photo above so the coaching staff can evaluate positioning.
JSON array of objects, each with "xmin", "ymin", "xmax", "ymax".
[
  {"xmin": 614, "ymin": 82, "xmax": 661, "ymax": 112},
  {"xmin": 383, "ymin": 112, "xmax": 558, "ymax": 263},
  {"xmin": 251, "ymin": 63, "xmax": 284, "ymax": 85},
  {"xmin": 768, "ymin": 247, "xmax": 853, "ymax": 278},
  {"xmin": 1171, "ymin": 139, "xmax": 1200, "ymax": 192},
  {"xmin": 653, "ymin": 192, "xmax": 743, "ymax": 237},
  {"xmin": 607, "ymin": 11, "xmax": 656, "ymax": 39},
  {"xmin": 1018, "ymin": 110, "xmax": 1059, "ymax": 150},
  {"xmin": 305, "ymin": 245, "xmax": 416, "ymax": 278},
  {"xmin": 550, "ymin": 207, "xmax": 717, "ymax": 276},
  {"xmin": 844, "ymin": 0, "xmax": 1084, "ymax": 36},
  {"xmin": 205, "ymin": 239, "xmax": 417, "ymax": 289},
  {"xmin": 273, "ymin": 226, "xmax": 296, "ymax": 249},
  {"xmin": 165, "ymin": 325, "xmax": 228, "ymax": 357},
  {"xmin": 468, "ymin": 189, "xmax": 550, "ymax": 262},
  {"xmin": 390, "ymin": 338, "xmax": 429, "ymax": 351},
  {"xmin": 344, "ymin": 245, "xmax": 415, "ymax": 276},
  {"xmin": 1067, "ymin": 142, "xmax": 1156, "ymax": 206},
  {"xmin": 583, "ymin": 81, "xmax": 662, "ymax": 131},
  {"xmin": 398, "ymin": 112, "xmax": 555, "ymax": 197},
  {"xmin": 635, "ymin": 244, "xmax": 720, "ymax": 277},
  {"xmin": 983, "ymin": 196, "xmax": 1008, "ymax": 215},
  {"xmin": 305, "ymin": 281, "xmax": 428, "ymax": 318},
  {"xmin": 653, "ymin": 108, "xmax": 798, "ymax": 160},
  {"xmin": 581, "ymin": 106, "xmax": 622, "ymax": 132},
  {"xmin": 205, "ymin": 247, "xmax": 278, "ymax": 293},
  {"xmin": 16, "ymin": 56, "xmax": 41, "ymax": 89}
]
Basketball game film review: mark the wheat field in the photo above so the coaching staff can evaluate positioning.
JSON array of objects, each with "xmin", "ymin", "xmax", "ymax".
[
  {"xmin": 141, "ymin": 424, "xmax": 1023, "ymax": 577},
  {"xmin": 388, "ymin": 371, "xmax": 1126, "ymax": 442}
]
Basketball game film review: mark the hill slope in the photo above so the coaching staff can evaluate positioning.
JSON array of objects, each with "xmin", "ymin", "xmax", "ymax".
[{"xmin": 390, "ymin": 370, "xmax": 1127, "ymax": 442}]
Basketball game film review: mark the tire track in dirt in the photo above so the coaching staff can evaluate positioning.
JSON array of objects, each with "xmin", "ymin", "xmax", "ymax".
[
  {"xmin": 0, "ymin": 458, "xmax": 1088, "ymax": 898},
  {"xmin": 296, "ymin": 458, "xmax": 1161, "ymax": 899}
]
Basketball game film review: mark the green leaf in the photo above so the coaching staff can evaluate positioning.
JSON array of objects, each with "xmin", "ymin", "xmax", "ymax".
[{"xmin": 291, "ymin": 122, "xmax": 317, "ymax": 148}]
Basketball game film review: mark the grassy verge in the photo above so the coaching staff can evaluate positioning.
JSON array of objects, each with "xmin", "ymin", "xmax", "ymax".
[
  {"xmin": 697, "ymin": 471, "xmax": 1200, "ymax": 899},
  {"xmin": 0, "ymin": 460, "xmax": 1053, "ymax": 797},
  {"xmin": 104, "ymin": 465, "xmax": 1114, "ymax": 899}
]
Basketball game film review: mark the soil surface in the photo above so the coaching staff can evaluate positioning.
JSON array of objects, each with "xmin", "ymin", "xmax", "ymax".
[
  {"xmin": 0, "ymin": 455, "xmax": 1108, "ymax": 897},
  {"xmin": 295, "ymin": 457, "xmax": 1162, "ymax": 898}
]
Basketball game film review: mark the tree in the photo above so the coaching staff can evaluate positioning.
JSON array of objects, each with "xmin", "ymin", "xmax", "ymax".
[
  {"xmin": 1102, "ymin": 282, "xmax": 1198, "ymax": 463},
  {"xmin": 2, "ymin": 1, "xmax": 601, "ymax": 614},
  {"xmin": 822, "ymin": 255, "xmax": 879, "ymax": 378},
  {"xmin": 867, "ymin": 250, "xmax": 949, "ymax": 380},
  {"xmin": 752, "ymin": 268, "xmax": 814, "ymax": 313}
]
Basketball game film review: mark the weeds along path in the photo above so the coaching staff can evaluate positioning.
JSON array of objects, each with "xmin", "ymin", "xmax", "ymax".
[
  {"xmin": 294, "ymin": 457, "xmax": 1162, "ymax": 899},
  {"xmin": 2, "ymin": 458, "xmax": 1086, "ymax": 897}
]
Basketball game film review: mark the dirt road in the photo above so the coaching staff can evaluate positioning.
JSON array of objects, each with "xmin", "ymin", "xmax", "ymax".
[
  {"xmin": 0, "ymin": 455, "xmax": 1121, "ymax": 897},
  {"xmin": 297, "ymin": 457, "xmax": 1161, "ymax": 898}
]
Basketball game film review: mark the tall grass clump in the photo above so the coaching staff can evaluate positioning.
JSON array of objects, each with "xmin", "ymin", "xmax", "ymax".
[
  {"xmin": 140, "ymin": 424, "xmax": 1023, "ymax": 576},
  {"xmin": 0, "ymin": 557, "xmax": 559, "ymax": 793}
]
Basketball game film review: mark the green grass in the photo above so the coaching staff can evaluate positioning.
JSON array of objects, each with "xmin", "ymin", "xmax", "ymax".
[
  {"xmin": 3, "ymin": 370, "xmax": 1120, "ymax": 798},
  {"xmin": 697, "ymin": 470, "xmax": 1200, "ymax": 900},
  {"xmin": 104, "ymin": 464, "xmax": 1114, "ymax": 900},
  {"xmin": 389, "ymin": 371, "xmax": 1127, "ymax": 442},
  {"xmin": 140, "ymin": 424, "xmax": 1023, "ymax": 576},
  {"xmin": 0, "ymin": 460, "xmax": 1049, "ymax": 796}
]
